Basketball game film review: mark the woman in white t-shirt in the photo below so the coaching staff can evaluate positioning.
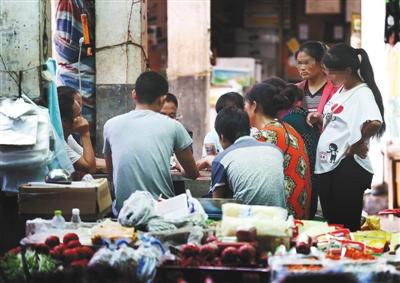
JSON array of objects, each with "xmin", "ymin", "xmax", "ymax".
[{"xmin": 307, "ymin": 43, "xmax": 385, "ymax": 231}]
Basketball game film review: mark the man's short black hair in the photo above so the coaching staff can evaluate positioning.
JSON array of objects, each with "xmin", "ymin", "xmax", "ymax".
[
  {"xmin": 215, "ymin": 107, "xmax": 250, "ymax": 144},
  {"xmin": 215, "ymin": 92, "xmax": 244, "ymax": 113},
  {"xmin": 165, "ymin": 93, "xmax": 178, "ymax": 108},
  {"xmin": 135, "ymin": 71, "xmax": 169, "ymax": 104},
  {"xmin": 57, "ymin": 86, "xmax": 77, "ymax": 125}
]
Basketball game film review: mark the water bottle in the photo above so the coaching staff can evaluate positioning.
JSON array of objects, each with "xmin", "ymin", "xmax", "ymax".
[
  {"xmin": 70, "ymin": 208, "xmax": 81, "ymax": 229},
  {"xmin": 51, "ymin": 210, "xmax": 66, "ymax": 229}
]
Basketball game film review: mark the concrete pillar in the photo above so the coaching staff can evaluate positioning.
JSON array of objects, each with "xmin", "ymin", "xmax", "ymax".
[
  {"xmin": 0, "ymin": 0, "xmax": 50, "ymax": 98},
  {"xmin": 361, "ymin": 0, "xmax": 386, "ymax": 187},
  {"xmin": 167, "ymin": 0, "xmax": 211, "ymax": 160},
  {"xmin": 95, "ymin": 0, "xmax": 147, "ymax": 153},
  {"xmin": 361, "ymin": 0, "xmax": 386, "ymax": 98}
]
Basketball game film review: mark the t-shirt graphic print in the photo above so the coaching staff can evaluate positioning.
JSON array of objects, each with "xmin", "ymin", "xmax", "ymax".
[{"xmin": 315, "ymin": 83, "xmax": 383, "ymax": 174}]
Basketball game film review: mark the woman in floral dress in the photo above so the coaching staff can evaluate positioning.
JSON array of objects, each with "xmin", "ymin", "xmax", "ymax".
[{"xmin": 244, "ymin": 83, "xmax": 311, "ymax": 219}]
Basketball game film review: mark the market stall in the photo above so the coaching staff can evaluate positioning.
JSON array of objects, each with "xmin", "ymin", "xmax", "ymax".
[{"xmin": 1, "ymin": 189, "xmax": 400, "ymax": 283}]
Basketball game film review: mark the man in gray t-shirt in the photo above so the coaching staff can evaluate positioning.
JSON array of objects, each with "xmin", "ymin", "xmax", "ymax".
[
  {"xmin": 103, "ymin": 72, "xmax": 199, "ymax": 212},
  {"xmin": 209, "ymin": 108, "xmax": 286, "ymax": 208}
]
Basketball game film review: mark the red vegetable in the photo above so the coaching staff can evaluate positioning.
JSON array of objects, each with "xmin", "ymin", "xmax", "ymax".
[
  {"xmin": 52, "ymin": 244, "xmax": 67, "ymax": 258},
  {"xmin": 63, "ymin": 233, "xmax": 79, "ymax": 244},
  {"xmin": 63, "ymin": 248, "xmax": 78, "ymax": 263},
  {"xmin": 181, "ymin": 243, "xmax": 200, "ymax": 258},
  {"xmin": 199, "ymin": 243, "xmax": 219, "ymax": 260},
  {"xmin": 76, "ymin": 246, "xmax": 94, "ymax": 259},
  {"xmin": 45, "ymin": 235, "xmax": 60, "ymax": 248},
  {"xmin": 221, "ymin": 247, "xmax": 239, "ymax": 265},
  {"xmin": 238, "ymin": 244, "xmax": 256, "ymax": 264},
  {"xmin": 67, "ymin": 240, "xmax": 81, "ymax": 249}
]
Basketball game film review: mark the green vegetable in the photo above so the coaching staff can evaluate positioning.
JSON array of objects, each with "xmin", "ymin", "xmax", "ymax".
[
  {"xmin": 0, "ymin": 248, "xmax": 57, "ymax": 282},
  {"xmin": 37, "ymin": 254, "xmax": 56, "ymax": 273},
  {"xmin": 0, "ymin": 252, "xmax": 24, "ymax": 281}
]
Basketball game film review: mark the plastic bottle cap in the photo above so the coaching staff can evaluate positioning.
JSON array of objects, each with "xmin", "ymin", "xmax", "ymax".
[
  {"xmin": 72, "ymin": 208, "xmax": 80, "ymax": 215},
  {"xmin": 54, "ymin": 210, "xmax": 62, "ymax": 216}
]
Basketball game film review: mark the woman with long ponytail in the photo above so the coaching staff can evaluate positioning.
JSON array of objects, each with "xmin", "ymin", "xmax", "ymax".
[
  {"xmin": 356, "ymin": 48, "xmax": 386, "ymax": 136},
  {"xmin": 307, "ymin": 43, "xmax": 384, "ymax": 231}
]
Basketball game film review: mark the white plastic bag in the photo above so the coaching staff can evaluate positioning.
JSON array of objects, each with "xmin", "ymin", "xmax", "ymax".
[
  {"xmin": 0, "ymin": 98, "xmax": 52, "ymax": 169},
  {"xmin": 118, "ymin": 191, "xmax": 157, "ymax": 228},
  {"xmin": 0, "ymin": 99, "xmax": 38, "ymax": 146}
]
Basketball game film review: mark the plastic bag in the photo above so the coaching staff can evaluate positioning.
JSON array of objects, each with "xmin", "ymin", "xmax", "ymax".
[
  {"xmin": 0, "ymin": 99, "xmax": 52, "ymax": 169},
  {"xmin": 136, "ymin": 235, "xmax": 171, "ymax": 283},
  {"xmin": 118, "ymin": 191, "xmax": 157, "ymax": 228},
  {"xmin": 0, "ymin": 99, "xmax": 38, "ymax": 146},
  {"xmin": 109, "ymin": 243, "xmax": 139, "ymax": 269},
  {"xmin": 88, "ymin": 247, "xmax": 114, "ymax": 266},
  {"xmin": 119, "ymin": 191, "xmax": 208, "ymax": 232},
  {"xmin": 187, "ymin": 226, "xmax": 204, "ymax": 245},
  {"xmin": 90, "ymin": 234, "xmax": 170, "ymax": 283}
]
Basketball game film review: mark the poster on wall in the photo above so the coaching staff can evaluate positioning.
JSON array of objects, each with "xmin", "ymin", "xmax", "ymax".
[{"xmin": 306, "ymin": 0, "xmax": 341, "ymax": 14}]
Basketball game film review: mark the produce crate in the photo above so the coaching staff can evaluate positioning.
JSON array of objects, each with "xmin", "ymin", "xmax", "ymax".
[{"xmin": 156, "ymin": 265, "xmax": 270, "ymax": 283}]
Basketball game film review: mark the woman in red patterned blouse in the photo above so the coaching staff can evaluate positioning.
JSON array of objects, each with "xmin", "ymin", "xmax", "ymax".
[{"xmin": 244, "ymin": 83, "xmax": 312, "ymax": 219}]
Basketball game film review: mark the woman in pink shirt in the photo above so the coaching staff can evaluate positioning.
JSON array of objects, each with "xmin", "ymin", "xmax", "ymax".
[{"xmin": 295, "ymin": 41, "xmax": 339, "ymax": 114}]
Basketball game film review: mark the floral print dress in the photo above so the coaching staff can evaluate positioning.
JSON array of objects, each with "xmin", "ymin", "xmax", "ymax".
[{"xmin": 252, "ymin": 120, "xmax": 311, "ymax": 219}]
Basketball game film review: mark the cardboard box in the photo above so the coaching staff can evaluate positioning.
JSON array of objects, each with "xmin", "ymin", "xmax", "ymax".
[{"xmin": 18, "ymin": 178, "xmax": 112, "ymax": 221}]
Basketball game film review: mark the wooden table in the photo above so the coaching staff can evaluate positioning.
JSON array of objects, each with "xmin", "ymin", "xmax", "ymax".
[
  {"xmin": 171, "ymin": 170, "xmax": 211, "ymax": 181},
  {"xmin": 171, "ymin": 170, "xmax": 211, "ymax": 198}
]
